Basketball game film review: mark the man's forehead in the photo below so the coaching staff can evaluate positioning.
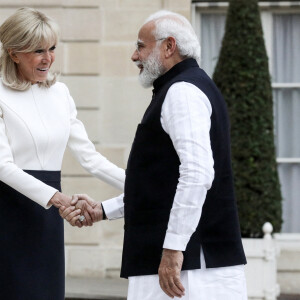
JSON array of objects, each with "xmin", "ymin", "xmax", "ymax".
[{"xmin": 137, "ymin": 21, "xmax": 155, "ymax": 40}]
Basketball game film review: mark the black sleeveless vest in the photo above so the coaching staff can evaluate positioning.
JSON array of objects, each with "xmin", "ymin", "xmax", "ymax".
[{"xmin": 120, "ymin": 58, "xmax": 246, "ymax": 278}]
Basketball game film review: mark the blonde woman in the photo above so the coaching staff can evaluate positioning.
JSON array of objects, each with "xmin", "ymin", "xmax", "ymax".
[{"xmin": 0, "ymin": 7, "xmax": 124, "ymax": 299}]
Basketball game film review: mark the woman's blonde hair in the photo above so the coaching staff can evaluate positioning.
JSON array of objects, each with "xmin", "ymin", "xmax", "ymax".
[{"xmin": 0, "ymin": 7, "xmax": 60, "ymax": 90}]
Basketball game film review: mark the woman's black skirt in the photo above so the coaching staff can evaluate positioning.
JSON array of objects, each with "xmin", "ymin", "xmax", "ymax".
[{"xmin": 0, "ymin": 170, "xmax": 64, "ymax": 300}]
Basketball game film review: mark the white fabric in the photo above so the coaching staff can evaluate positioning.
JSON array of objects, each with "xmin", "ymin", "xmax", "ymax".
[
  {"xmin": 127, "ymin": 248, "xmax": 247, "ymax": 299},
  {"xmin": 102, "ymin": 82, "xmax": 214, "ymax": 252},
  {"xmin": 161, "ymin": 82, "xmax": 214, "ymax": 250},
  {"xmin": 127, "ymin": 265, "xmax": 247, "ymax": 300},
  {"xmin": 102, "ymin": 193, "xmax": 124, "ymax": 220},
  {"xmin": 0, "ymin": 80, "xmax": 125, "ymax": 208}
]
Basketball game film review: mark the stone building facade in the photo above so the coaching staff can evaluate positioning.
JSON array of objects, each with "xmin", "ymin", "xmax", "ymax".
[{"xmin": 0, "ymin": 0, "xmax": 191, "ymax": 278}]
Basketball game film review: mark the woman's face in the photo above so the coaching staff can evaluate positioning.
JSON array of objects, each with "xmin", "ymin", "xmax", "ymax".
[{"xmin": 12, "ymin": 44, "xmax": 56, "ymax": 84}]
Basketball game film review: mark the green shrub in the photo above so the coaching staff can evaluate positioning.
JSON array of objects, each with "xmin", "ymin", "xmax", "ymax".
[{"xmin": 212, "ymin": 0, "xmax": 282, "ymax": 237}]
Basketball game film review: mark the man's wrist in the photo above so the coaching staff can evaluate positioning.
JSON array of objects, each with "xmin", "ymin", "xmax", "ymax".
[
  {"xmin": 163, "ymin": 249, "xmax": 182, "ymax": 255},
  {"xmin": 101, "ymin": 203, "xmax": 107, "ymax": 220}
]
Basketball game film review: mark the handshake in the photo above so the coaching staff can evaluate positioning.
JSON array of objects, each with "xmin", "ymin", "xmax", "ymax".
[{"xmin": 49, "ymin": 192, "xmax": 104, "ymax": 227}]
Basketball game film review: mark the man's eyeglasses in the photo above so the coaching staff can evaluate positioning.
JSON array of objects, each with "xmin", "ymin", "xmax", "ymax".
[{"xmin": 135, "ymin": 38, "xmax": 166, "ymax": 53}]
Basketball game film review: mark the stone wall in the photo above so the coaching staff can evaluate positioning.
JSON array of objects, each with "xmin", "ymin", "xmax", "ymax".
[
  {"xmin": 0, "ymin": 0, "xmax": 191, "ymax": 278},
  {"xmin": 275, "ymin": 234, "xmax": 300, "ymax": 295}
]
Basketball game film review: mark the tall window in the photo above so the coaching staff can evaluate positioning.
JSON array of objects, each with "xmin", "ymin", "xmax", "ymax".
[{"xmin": 192, "ymin": 3, "xmax": 300, "ymax": 232}]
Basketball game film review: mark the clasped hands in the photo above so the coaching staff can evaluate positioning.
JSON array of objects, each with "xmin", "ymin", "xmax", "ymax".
[
  {"xmin": 49, "ymin": 192, "xmax": 102, "ymax": 227},
  {"xmin": 49, "ymin": 192, "xmax": 185, "ymax": 298}
]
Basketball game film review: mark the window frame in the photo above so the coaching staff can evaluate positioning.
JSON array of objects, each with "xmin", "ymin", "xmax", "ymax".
[{"xmin": 192, "ymin": 1, "xmax": 300, "ymax": 232}]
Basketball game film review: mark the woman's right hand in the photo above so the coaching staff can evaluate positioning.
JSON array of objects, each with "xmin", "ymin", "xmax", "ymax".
[
  {"xmin": 73, "ymin": 194, "xmax": 103, "ymax": 224},
  {"xmin": 48, "ymin": 191, "xmax": 72, "ymax": 208},
  {"xmin": 59, "ymin": 194, "xmax": 103, "ymax": 227},
  {"xmin": 59, "ymin": 205, "xmax": 83, "ymax": 227}
]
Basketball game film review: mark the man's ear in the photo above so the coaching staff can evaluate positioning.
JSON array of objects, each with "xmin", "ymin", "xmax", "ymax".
[
  {"xmin": 164, "ymin": 37, "xmax": 177, "ymax": 58},
  {"xmin": 8, "ymin": 49, "xmax": 19, "ymax": 63}
]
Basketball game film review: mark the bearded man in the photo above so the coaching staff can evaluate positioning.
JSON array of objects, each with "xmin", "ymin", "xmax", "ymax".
[{"xmin": 61, "ymin": 10, "xmax": 248, "ymax": 300}]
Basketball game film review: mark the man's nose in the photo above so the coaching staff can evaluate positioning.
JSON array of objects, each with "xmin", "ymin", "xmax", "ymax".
[{"xmin": 131, "ymin": 49, "xmax": 139, "ymax": 62}]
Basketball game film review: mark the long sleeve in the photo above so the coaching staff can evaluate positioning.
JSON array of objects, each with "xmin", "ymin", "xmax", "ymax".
[
  {"xmin": 66, "ymin": 89, "xmax": 125, "ymax": 191},
  {"xmin": 101, "ymin": 193, "xmax": 124, "ymax": 220},
  {"xmin": 0, "ymin": 106, "xmax": 58, "ymax": 208},
  {"xmin": 161, "ymin": 82, "xmax": 214, "ymax": 251}
]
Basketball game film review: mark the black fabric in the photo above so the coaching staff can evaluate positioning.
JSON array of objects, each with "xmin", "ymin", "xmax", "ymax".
[
  {"xmin": 101, "ymin": 203, "xmax": 107, "ymax": 220},
  {"xmin": 0, "ymin": 170, "xmax": 64, "ymax": 300},
  {"xmin": 121, "ymin": 58, "xmax": 246, "ymax": 278}
]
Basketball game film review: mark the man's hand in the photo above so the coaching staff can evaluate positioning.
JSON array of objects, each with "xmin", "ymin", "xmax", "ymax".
[
  {"xmin": 59, "ymin": 194, "xmax": 103, "ymax": 227},
  {"xmin": 73, "ymin": 194, "xmax": 103, "ymax": 224},
  {"xmin": 158, "ymin": 249, "xmax": 185, "ymax": 298}
]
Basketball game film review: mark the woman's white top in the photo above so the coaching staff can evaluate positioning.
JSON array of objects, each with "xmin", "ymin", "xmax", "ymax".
[{"xmin": 0, "ymin": 80, "xmax": 125, "ymax": 208}]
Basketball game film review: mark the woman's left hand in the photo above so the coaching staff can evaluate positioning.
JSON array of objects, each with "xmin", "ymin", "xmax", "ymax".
[{"xmin": 48, "ymin": 191, "xmax": 72, "ymax": 208}]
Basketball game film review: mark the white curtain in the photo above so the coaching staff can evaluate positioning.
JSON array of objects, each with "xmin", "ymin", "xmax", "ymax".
[
  {"xmin": 200, "ymin": 14, "xmax": 226, "ymax": 77},
  {"xmin": 273, "ymin": 15, "xmax": 300, "ymax": 83},
  {"xmin": 273, "ymin": 14, "xmax": 300, "ymax": 232}
]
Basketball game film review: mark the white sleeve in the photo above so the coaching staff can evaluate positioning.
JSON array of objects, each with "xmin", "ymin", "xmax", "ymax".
[
  {"xmin": 0, "ymin": 107, "xmax": 58, "ymax": 208},
  {"xmin": 66, "ymin": 88, "xmax": 125, "ymax": 191},
  {"xmin": 101, "ymin": 193, "xmax": 124, "ymax": 220},
  {"xmin": 161, "ymin": 82, "xmax": 214, "ymax": 251}
]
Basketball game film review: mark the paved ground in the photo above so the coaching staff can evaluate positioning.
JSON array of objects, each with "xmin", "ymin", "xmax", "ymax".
[
  {"xmin": 65, "ymin": 277, "xmax": 127, "ymax": 300},
  {"xmin": 65, "ymin": 277, "xmax": 300, "ymax": 300}
]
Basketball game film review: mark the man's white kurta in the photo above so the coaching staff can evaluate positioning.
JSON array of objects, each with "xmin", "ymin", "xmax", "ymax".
[{"xmin": 102, "ymin": 82, "xmax": 247, "ymax": 299}]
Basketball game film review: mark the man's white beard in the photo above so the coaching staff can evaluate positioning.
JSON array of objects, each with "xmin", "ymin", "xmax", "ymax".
[{"xmin": 138, "ymin": 48, "xmax": 165, "ymax": 88}]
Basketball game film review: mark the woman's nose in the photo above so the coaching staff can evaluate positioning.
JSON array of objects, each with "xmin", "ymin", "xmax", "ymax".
[{"xmin": 42, "ymin": 51, "xmax": 51, "ymax": 62}]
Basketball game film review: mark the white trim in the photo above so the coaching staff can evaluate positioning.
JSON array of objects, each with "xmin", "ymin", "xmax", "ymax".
[
  {"xmin": 260, "ymin": 1, "xmax": 300, "ymax": 7},
  {"xmin": 272, "ymin": 83, "xmax": 300, "ymax": 88},
  {"xmin": 261, "ymin": 12, "xmax": 273, "ymax": 74},
  {"xmin": 193, "ymin": 2, "xmax": 228, "ymax": 8},
  {"xmin": 274, "ymin": 233, "xmax": 300, "ymax": 241},
  {"xmin": 277, "ymin": 158, "xmax": 300, "ymax": 163}
]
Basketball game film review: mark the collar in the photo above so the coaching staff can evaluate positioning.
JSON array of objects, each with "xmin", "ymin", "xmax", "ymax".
[{"xmin": 153, "ymin": 58, "xmax": 199, "ymax": 93}]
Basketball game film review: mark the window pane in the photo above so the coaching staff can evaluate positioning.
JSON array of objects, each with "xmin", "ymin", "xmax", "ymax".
[
  {"xmin": 274, "ymin": 89, "xmax": 300, "ymax": 157},
  {"xmin": 273, "ymin": 14, "xmax": 300, "ymax": 83},
  {"xmin": 198, "ymin": 10, "xmax": 300, "ymax": 233},
  {"xmin": 272, "ymin": 14, "xmax": 300, "ymax": 233},
  {"xmin": 200, "ymin": 14, "xmax": 226, "ymax": 77},
  {"xmin": 279, "ymin": 164, "xmax": 300, "ymax": 232}
]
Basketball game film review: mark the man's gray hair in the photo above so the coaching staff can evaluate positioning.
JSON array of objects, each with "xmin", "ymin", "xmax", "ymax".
[{"xmin": 144, "ymin": 10, "xmax": 201, "ymax": 64}]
